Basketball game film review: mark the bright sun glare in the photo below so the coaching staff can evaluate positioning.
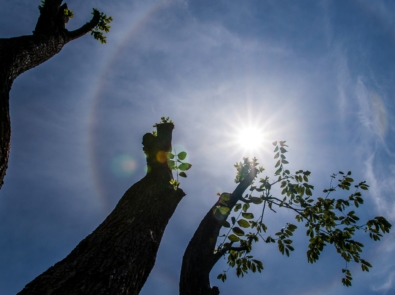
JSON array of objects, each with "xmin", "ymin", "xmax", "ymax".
[{"xmin": 236, "ymin": 126, "xmax": 264, "ymax": 151}]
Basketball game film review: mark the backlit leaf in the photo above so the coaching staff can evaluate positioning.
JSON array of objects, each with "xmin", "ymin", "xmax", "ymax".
[
  {"xmin": 179, "ymin": 163, "xmax": 192, "ymax": 171},
  {"xmin": 178, "ymin": 151, "xmax": 187, "ymax": 160},
  {"xmin": 232, "ymin": 227, "xmax": 245, "ymax": 236},
  {"xmin": 219, "ymin": 206, "xmax": 230, "ymax": 215},
  {"xmin": 228, "ymin": 234, "xmax": 240, "ymax": 242},
  {"xmin": 237, "ymin": 219, "xmax": 250, "ymax": 228},
  {"xmin": 242, "ymin": 213, "xmax": 254, "ymax": 219}
]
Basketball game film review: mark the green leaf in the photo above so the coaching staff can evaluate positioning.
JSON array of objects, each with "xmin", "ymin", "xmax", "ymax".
[
  {"xmin": 217, "ymin": 273, "xmax": 227, "ymax": 282},
  {"xmin": 237, "ymin": 219, "xmax": 250, "ymax": 228},
  {"xmin": 64, "ymin": 8, "xmax": 74, "ymax": 18},
  {"xmin": 265, "ymin": 236, "xmax": 275, "ymax": 243},
  {"xmin": 219, "ymin": 220, "xmax": 231, "ymax": 228},
  {"xmin": 231, "ymin": 216, "xmax": 236, "ymax": 225},
  {"xmin": 179, "ymin": 172, "xmax": 187, "ymax": 178},
  {"xmin": 250, "ymin": 197, "xmax": 263, "ymax": 204},
  {"xmin": 178, "ymin": 151, "xmax": 187, "ymax": 160},
  {"xmin": 221, "ymin": 193, "xmax": 231, "ymax": 201},
  {"xmin": 232, "ymin": 227, "xmax": 245, "ymax": 236},
  {"xmin": 286, "ymin": 245, "xmax": 295, "ymax": 251},
  {"xmin": 169, "ymin": 160, "xmax": 176, "ymax": 170},
  {"xmin": 280, "ymin": 141, "xmax": 287, "ymax": 146},
  {"xmin": 228, "ymin": 234, "xmax": 240, "ymax": 242},
  {"xmin": 361, "ymin": 259, "xmax": 372, "ymax": 268},
  {"xmin": 278, "ymin": 241, "xmax": 285, "ymax": 254},
  {"xmin": 219, "ymin": 206, "xmax": 230, "ymax": 215},
  {"xmin": 275, "ymin": 160, "xmax": 281, "ymax": 168},
  {"xmin": 272, "ymin": 141, "xmax": 278, "ymax": 146},
  {"xmin": 242, "ymin": 213, "xmax": 254, "ymax": 219},
  {"xmin": 274, "ymin": 152, "xmax": 280, "ymax": 159},
  {"xmin": 168, "ymin": 153, "xmax": 175, "ymax": 159},
  {"xmin": 234, "ymin": 204, "xmax": 242, "ymax": 212},
  {"xmin": 178, "ymin": 163, "xmax": 192, "ymax": 171}
]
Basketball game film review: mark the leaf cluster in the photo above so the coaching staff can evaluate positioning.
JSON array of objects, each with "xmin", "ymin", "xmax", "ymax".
[
  {"xmin": 234, "ymin": 157, "xmax": 263, "ymax": 184},
  {"xmin": 153, "ymin": 117, "xmax": 174, "ymax": 128},
  {"xmin": 91, "ymin": 8, "xmax": 113, "ymax": 44},
  {"xmin": 168, "ymin": 150, "xmax": 192, "ymax": 189},
  {"xmin": 63, "ymin": 8, "xmax": 74, "ymax": 19},
  {"xmin": 275, "ymin": 223, "xmax": 297, "ymax": 257},
  {"xmin": 214, "ymin": 141, "xmax": 392, "ymax": 287}
]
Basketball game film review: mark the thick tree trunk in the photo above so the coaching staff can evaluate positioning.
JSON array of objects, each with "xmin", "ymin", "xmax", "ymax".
[
  {"xmin": 18, "ymin": 122, "xmax": 185, "ymax": 295},
  {"xmin": 0, "ymin": 0, "xmax": 100, "ymax": 188},
  {"xmin": 0, "ymin": 84, "xmax": 11, "ymax": 188},
  {"xmin": 180, "ymin": 169, "xmax": 256, "ymax": 295}
]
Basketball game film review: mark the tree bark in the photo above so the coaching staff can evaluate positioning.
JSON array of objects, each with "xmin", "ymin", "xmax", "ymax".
[
  {"xmin": 180, "ymin": 168, "xmax": 256, "ymax": 295},
  {"xmin": 0, "ymin": 0, "xmax": 100, "ymax": 188},
  {"xmin": 17, "ymin": 122, "xmax": 185, "ymax": 295}
]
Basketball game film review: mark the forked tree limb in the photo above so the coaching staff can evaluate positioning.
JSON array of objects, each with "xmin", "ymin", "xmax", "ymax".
[{"xmin": 0, "ymin": 0, "xmax": 101, "ymax": 189}]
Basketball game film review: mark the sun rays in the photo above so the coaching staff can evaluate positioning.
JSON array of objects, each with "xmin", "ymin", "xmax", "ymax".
[{"xmin": 236, "ymin": 125, "xmax": 264, "ymax": 151}]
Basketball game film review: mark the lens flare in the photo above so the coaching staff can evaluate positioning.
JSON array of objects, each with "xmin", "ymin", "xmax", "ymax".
[{"xmin": 110, "ymin": 154, "xmax": 137, "ymax": 178}]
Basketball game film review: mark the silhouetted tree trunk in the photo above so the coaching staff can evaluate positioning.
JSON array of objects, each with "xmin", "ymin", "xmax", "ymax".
[
  {"xmin": 0, "ymin": 0, "xmax": 101, "ymax": 188},
  {"xmin": 18, "ymin": 122, "xmax": 185, "ymax": 295},
  {"xmin": 180, "ymin": 169, "xmax": 256, "ymax": 295}
]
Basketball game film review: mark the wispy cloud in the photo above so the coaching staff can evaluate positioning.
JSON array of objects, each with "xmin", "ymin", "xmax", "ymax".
[
  {"xmin": 372, "ymin": 270, "xmax": 395, "ymax": 294},
  {"xmin": 355, "ymin": 78, "xmax": 388, "ymax": 142},
  {"xmin": 365, "ymin": 155, "xmax": 395, "ymax": 218}
]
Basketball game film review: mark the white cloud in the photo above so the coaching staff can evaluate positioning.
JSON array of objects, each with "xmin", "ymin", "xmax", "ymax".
[
  {"xmin": 365, "ymin": 155, "xmax": 395, "ymax": 218},
  {"xmin": 372, "ymin": 270, "xmax": 395, "ymax": 294},
  {"xmin": 356, "ymin": 78, "xmax": 388, "ymax": 142}
]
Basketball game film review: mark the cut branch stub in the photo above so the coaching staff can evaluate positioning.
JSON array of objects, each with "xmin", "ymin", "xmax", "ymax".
[
  {"xmin": 143, "ymin": 123, "xmax": 174, "ymax": 175},
  {"xmin": 34, "ymin": 0, "xmax": 69, "ymax": 36}
]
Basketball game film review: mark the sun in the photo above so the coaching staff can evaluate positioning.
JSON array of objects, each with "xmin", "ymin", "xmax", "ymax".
[{"xmin": 236, "ymin": 125, "xmax": 264, "ymax": 151}]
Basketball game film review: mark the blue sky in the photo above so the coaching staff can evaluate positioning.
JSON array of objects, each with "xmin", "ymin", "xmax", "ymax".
[{"xmin": 1, "ymin": 0, "xmax": 395, "ymax": 294}]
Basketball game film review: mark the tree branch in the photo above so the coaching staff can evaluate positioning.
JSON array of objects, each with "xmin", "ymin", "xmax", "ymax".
[
  {"xmin": 66, "ymin": 10, "xmax": 100, "ymax": 42},
  {"xmin": 231, "ymin": 168, "xmax": 258, "ymax": 204},
  {"xmin": 180, "ymin": 166, "xmax": 257, "ymax": 294},
  {"xmin": 239, "ymin": 196, "xmax": 253, "ymax": 203},
  {"xmin": 213, "ymin": 244, "xmax": 249, "ymax": 265}
]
